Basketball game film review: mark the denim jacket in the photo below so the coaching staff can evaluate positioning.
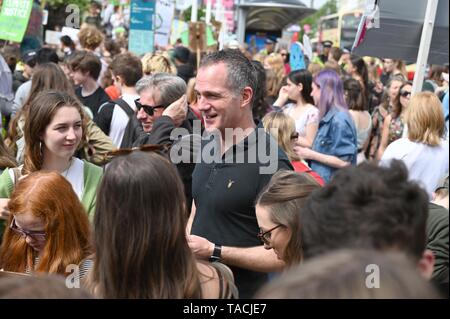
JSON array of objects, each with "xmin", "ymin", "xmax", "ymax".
[{"xmin": 310, "ymin": 107, "xmax": 357, "ymax": 183}]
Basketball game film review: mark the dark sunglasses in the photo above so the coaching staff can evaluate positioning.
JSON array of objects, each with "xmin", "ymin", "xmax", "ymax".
[
  {"xmin": 134, "ymin": 99, "xmax": 166, "ymax": 116},
  {"xmin": 257, "ymin": 224, "xmax": 282, "ymax": 245},
  {"xmin": 291, "ymin": 132, "xmax": 299, "ymax": 140},
  {"xmin": 9, "ymin": 218, "xmax": 46, "ymax": 240},
  {"xmin": 399, "ymin": 90, "xmax": 412, "ymax": 98},
  {"xmin": 102, "ymin": 144, "xmax": 171, "ymax": 166}
]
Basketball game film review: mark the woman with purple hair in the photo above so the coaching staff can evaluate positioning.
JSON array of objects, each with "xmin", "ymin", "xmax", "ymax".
[{"xmin": 294, "ymin": 69, "xmax": 357, "ymax": 183}]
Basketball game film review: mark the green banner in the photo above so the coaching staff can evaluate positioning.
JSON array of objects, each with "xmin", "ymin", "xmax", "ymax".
[{"xmin": 0, "ymin": 0, "xmax": 33, "ymax": 42}]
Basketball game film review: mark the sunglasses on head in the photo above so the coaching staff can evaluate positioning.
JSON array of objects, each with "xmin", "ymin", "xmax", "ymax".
[
  {"xmin": 134, "ymin": 99, "xmax": 166, "ymax": 116},
  {"xmin": 399, "ymin": 90, "xmax": 411, "ymax": 98}
]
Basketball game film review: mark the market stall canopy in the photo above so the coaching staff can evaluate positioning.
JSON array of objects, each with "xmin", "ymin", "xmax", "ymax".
[
  {"xmin": 237, "ymin": 0, "xmax": 315, "ymax": 31},
  {"xmin": 353, "ymin": 0, "xmax": 448, "ymax": 65}
]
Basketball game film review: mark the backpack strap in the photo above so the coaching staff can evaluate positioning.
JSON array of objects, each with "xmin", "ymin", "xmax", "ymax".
[
  {"xmin": 113, "ymin": 98, "xmax": 135, "ymax": 117},
  {"xmin": 12, "ymin": 167, "xmax": 22, "ymax": 185}
]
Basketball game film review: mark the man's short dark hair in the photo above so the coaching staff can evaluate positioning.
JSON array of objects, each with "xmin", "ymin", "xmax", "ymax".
[
  {"xmin": 301, "ymin": 160, "xmax": 429, "ymax": 260},
  {"xmin": 110, "ymin": 53, "xmax": 143, "ymax": 87},
  {"xmin": 36, "ymin": 48, "xmax": 59, "ymax": 65},
  {"xmin": 68, "ymin": 50, "xmax": 101, "ymax": 80},
  {"xmin": 199, "ymin": 49, "xmax": 256, "ymax": 105}
]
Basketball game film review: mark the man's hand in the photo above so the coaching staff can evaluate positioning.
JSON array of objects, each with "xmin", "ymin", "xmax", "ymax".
[
  {"xmin": 162, "ymin": 95, "xmax": 187, "ymax": 127},
  {"xmin": 187, "ymin": 234, "xmax": 214, "ymax": 260}
]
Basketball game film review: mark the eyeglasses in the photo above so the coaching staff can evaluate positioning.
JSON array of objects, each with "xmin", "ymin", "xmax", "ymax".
[
  {"xmin": 399, "ymin": 90, "xmax": 411, "ymax": 98},
  {"xmin": 9, "ymin": 218, "xmax": 46, "ymax": 241},
  {"xmin": 257, "ymin": 224, "xmax": 282, "ymax": 245},
  {"xmin": 134, "ymin": 99, "xmax": 166, "ymax": 116},
  {"xmin": 102, "ymin": 143, "xmax": 170, "ymax": 166},
  {"xmin": 291, "ymin": 132, "xmax": 299, "ymax": 140}
]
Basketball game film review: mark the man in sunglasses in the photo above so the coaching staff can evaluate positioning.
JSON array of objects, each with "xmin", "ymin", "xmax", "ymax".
[
  {"xmin": 125, "ymin": 73, "xmax": 201, "ymax": 212},
  {"xmin": 130, "ymin": 73, "xmax": 194, "ymax": 146}
]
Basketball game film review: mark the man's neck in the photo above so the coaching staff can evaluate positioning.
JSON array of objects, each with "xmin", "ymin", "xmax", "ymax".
[
  {"xmin": 221, "ymin": 120, "xmax": 256, "ymax": 155},
  {"xmin": 431, "ymin": 197, "xmax": 449, "ymax": 210},
  {"xmin": 120, "ymin": 85, "xmax": 138, "ymax": 96},
  {"xmin": 81, "ymin": 78, "xmax": 99, "ymax": 96}
]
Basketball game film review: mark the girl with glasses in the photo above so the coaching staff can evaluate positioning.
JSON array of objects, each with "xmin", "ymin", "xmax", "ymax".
[
  {"xmin": 0, "ymin": 171, "xmax": 92, "ymax": 277},
  {"xmin": 255, "ymin": 170, "xmax": 320, "ymax": 267}
]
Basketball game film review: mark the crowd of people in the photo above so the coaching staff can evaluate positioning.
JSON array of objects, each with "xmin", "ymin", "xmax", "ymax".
[{"xmin": 0, "ymin": 1, "xmax": 448, "ymax": 299}]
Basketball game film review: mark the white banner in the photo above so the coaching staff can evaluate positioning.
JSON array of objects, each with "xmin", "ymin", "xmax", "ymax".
[{"xmin": 154, "ymin": 0, "xmax": 175, "ymax": 48}]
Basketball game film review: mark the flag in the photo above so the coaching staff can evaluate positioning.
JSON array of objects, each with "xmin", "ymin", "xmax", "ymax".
[{"xmin": 352, "ymin": 0, "xmax": 380, "ymax": 51}]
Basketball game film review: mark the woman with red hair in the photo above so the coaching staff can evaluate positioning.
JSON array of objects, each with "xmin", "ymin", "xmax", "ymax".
[{"xmin": 0, "ymin": 171, "xmax": 92, "ymax": 277}]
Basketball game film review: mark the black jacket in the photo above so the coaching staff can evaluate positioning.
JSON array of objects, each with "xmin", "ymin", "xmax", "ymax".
[{"xmin": 131, "ymin": 109, "xmax": 204, "ymax": 214}]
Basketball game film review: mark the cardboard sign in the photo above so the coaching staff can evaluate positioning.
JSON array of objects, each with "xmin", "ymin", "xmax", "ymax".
[
  {"xmin": 45, "ymin": 30, "xmax": 62, "ymax": 45},
  {"xmin": 61, "ymin": 27, "xmax": 79, "ymax": 43},
  {"xmin": 188, "ymin": 22, "xmax": 206, "ymax": 52}
]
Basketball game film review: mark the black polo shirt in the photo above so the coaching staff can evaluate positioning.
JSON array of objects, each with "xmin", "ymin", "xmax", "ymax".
[{"xmin": 191, "ymin": 128, "xmax": 293, "ymax": 298}]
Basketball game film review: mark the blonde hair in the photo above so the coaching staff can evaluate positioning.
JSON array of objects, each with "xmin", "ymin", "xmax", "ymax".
[
  {"xmin": 307, "ymin": 62, "xmax": 323, "ymax": 77},
  {"xmin": 186, "ymin": 78, "xmax": 197, "ymax": 105},
  {"xmin": 262, "ymin": 112, "xmax": 299, "ymax": 161},
  {"xmin": 78, "ymin": 25, "xmax": 104, "ymax": 50},
  {"xmin": 266, "ymin": 69, "xmax": 282, "ymax": 98},
  {"xmin": 265, "ymin": 53, "xmax": 285, "ymax": 79},
  {"xmin": 406, "ymin": 92, "xmax": 445, "ymax": 146},
  {"xmin": 141, "ymin": 53, "xmax": 176, "ymax": 75}
]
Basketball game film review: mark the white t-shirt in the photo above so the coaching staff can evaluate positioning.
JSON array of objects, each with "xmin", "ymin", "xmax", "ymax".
[
  {"xmin": 109, "ymin": 94, "xmax": 139, "ymax": 147},
  {"xmin": 380, "ymin": 138, "xmax": 449, "ymax": 198},
  {"xmin": 284, "ymin": 104, "xmax": 319, "ymax": 137},
  {"xmin": 62, "ymin": 157, "xmax": 85, "ymax": 199},
  {"xmin": 8, "ymin": 158, "xmax": 85, "ymax": 200}
]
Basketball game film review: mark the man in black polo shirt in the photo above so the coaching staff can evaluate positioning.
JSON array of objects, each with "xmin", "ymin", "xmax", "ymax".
[{"xmin": 187, "ymin": 50, "xmax": 292, "ymax": 298}]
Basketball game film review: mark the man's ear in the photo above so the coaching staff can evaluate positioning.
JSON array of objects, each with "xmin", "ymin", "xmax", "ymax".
[
  {"xmin": 241, "ymin": 86, "xmax": 253, "ymax": 108},
  {"xmin": 431, "ymin": 192, "xmax": 437, "ymax": 201},
  {"xmin": 417, "ymin": 249, "xmax": 435, "ymax": 280}
]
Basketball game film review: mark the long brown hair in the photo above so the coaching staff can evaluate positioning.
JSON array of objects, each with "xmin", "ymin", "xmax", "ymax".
[
  {"xmin": 8, "ymin": 63, "xmax": 77, "ymax": 150},
  {"xmin": 22, "ymin": 91, "xmax": 86, "ymax": 174},
  {"xmin": 0, "ymin": 135, "xmax": 16, "ymax": 170},
  {"xmin": 0, "ymin": 171, "xmax": 92, "ymax": 275},
  {"xmin": 391, "ymin": 81, "xmax": 412, "ymax": 119},
  {"xmin": 91, "ymin": 151, "xmax": 202, "ymax": 298},
  {"xmin": 257, "ymin": 170, "xmax": 320, "ymax": 267}
]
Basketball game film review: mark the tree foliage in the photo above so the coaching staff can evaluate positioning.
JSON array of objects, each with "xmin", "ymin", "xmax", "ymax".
[
  {"xmin": 300, "ymin": 0, "xmax": 338, "ymax": 37},
  {"xmin": 45, "ymin": 0, "xmax": 90, "ymax": 11}
]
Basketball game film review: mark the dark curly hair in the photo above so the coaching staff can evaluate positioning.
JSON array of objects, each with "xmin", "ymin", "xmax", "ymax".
[{"xmin": 301, "ymin": 160, "xmax": 429, "ymax": 260}]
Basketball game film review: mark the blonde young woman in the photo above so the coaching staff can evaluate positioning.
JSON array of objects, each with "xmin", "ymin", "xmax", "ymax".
[
  {"xmin": 262, "ymin": 111, "xmax": 324, "ymax": 186},
  {"xmin": 141, "ymin": 52, "xmax": 177, "ymax": 76},
  {"xmin": 381, "ymin": 92, "xmax": 449, "ymax": 197}
]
